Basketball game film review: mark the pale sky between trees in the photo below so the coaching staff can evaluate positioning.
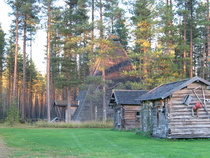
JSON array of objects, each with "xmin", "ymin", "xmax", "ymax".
[{"xmin": 0, "ymin": 0, "xmax": 51, "ymax": 74}]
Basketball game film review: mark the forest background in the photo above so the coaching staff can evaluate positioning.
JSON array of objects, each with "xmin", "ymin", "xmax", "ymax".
[{"xmin": 0, "ymin": 0, "xmax": 209, "ymax": 123}]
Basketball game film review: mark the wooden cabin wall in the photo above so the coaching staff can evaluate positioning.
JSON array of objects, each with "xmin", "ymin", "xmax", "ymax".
[
  {"xmin": 168, "ymin": 82, "xmax": 210, "ymax": 138},
  {"xmin": 123, "ymin": 106, "xmax": 141, "ymax": 130},
  {"xmin": 113, "ymin": 105, "xmax": 141, "ymax": 130}
]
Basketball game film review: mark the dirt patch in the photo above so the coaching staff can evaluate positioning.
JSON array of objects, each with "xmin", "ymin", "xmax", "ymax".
[{"xmin": 0, "ymin": 137, "xmax": 13, "ymax": 158}]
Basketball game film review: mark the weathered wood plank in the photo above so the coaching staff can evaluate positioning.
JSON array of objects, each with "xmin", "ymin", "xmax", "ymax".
[
  {"xmin": 168, "ymin": 115, "xmax": 209, "ymax": 119},
  {"xmin": 169, "ymin": 124, "xmax": 210, "ymax": 129},
  {"xmin": 169, "ymin": 118, "xmax": 210, "ymax": 122},
  {"xmin": 168, "ymin": 134, "xmax": 210, "ymax": 139},
  {"xmin": 170, "ymin": 111, "xmax": 208, "ymax": 115},
  {"xmin": 169, "ymin": 122, "xmax": 210, "ymax": 126},
  {"xmin": 170, "ymin": 128, "xmax": 210, "ymax": 134}
]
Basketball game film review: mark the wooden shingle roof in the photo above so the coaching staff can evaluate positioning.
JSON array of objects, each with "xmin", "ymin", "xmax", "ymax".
[
  {"xmin": 110, "ymin": 90, "xmax": 148, "ymax": 105},
  {"xmin": 137, "ymin": 76, "xmax": 210, "ymax": 101}
]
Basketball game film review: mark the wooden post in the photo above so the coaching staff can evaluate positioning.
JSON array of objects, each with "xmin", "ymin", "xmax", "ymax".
[{"xmin": 66, "ymin": 88, "xmax": 71, "ymax": 123}]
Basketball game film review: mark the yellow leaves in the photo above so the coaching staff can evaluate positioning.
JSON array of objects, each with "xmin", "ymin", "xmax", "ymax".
[
  {"xmin": 136, "ymin": 21, "xmax": 151, "ymax": 48},
  {"xmin": 66, "ymin": 36, "xmax": 82, "ymax": 44},
  {"xmin": 142, "ymin": 40, "xmax": 151, "ymax": 48},
  {"xmin": 136, "ymin": 39, "xmax": 151, "ymax": 48},
  {"xmin": 137, "ymin": 21, "xmax": 149, "ymax": 28},
  {"xmin": 137, "ymin": 21, "xmax": 151, "ymax": 31}
]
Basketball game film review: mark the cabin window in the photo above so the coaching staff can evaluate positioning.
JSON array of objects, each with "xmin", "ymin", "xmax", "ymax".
[
  {"xmin": 136, "ymin": 112, "xmax": 140, "ymax": 117},
  {"xmin": 183, "ymin": 95, "xmax": 192, "ymax": 106},
  {"xmin": 136, "ymin": 111, "xmax": 140, "ymax": 121}
]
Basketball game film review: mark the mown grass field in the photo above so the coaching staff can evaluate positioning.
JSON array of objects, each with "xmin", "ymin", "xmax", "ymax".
[{"xmin": 0, "ymin": 126, "xmax": 210, "ymax": 158}]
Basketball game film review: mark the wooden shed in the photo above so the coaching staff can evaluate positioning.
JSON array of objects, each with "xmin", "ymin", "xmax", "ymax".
[
  {"xmin": 109, "ymin": 90, "xmax": 148, "ymax": 130},
  {"xmin": 137, "ymin": 76, "xmax": 210, "ymax": 138},
  {"xmin": 53, "ymin": 100, "xmax": 78, "ymax": 122}
]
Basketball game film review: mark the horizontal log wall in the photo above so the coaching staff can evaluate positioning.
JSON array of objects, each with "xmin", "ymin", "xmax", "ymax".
[
  {"xmin": 123, "ymin": 106, "xmax": 141, "ymax": 130},
  {"xmin": 168, "ymin": 82, "xmax": 210, "ymax": 138}
]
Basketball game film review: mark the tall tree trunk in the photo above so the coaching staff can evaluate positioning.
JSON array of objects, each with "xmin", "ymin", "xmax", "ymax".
[
  {"xmin": 41, "ymin": 92, "xmax": 45, "ymax": 119},
  {"xmin": 166, "ymin": 0, "xmax": 173, "ymax": 54},
  {"xmin": 13, "ymin": 5, "xmax": 19, "ymax": 103},
  {"xmin": 100, "ymin": 0, "xmax": 107, "ymax": 122},
  {"xmin": 189, "ymin": 0, "xmax": 193, "ymax": 78},
  {"xmin": 100, "ymin": 0, "xmax": 103, "ymax": 39},
  {"xmin": 91, "ymin": 0, "xmax": 95, "ymax": 69},
  {"xmin": 46, "ymin": 1, "xmax": 52, "ymax": 122},
  {"xmin": 94, "ymin": 104, "xmax": 98, "ymax": 121},
  {"xmin": 29, "ymin": 32, "xmax": 33, "ymax": 119},
  {"xmin": 169, "ymin": 0, "xmax": 173, "ymax": 54},
  {"xmin": 89, "ymin": 0, "xmax": 95, "ymax": 77},
  {"xmin": 66, "ymin": 87, "xmax": 71, "ymax": 122},
  {"xmin": 7, "ymin": 66, "xmax": 12, "ymax": 108},
  {"xmin": 89, "ymin": 87, "xmax": 93, "ymax": 120},
  {"xmin": 183, "ymin": 2, "xmax": 187, "ymax": 77},
  {"xmin": 102, "ymin": 67, "xmax": 107, "ymax": 122},
  {"xmin": 22, "ymin": 18, "xmax": 27, "ymax": 122},
  {"xmin": 0, "ymin": 29, "xmax": 4, "ymax": 119},
  {"xmin": 207, "ymin": 0, "xmax": 210, "ymax": 80}
]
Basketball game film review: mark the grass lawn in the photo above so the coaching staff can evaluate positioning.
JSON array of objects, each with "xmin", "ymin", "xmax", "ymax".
[{"xmin": 0, "ymin": 126, "xmax": 210, "ymax": 158}]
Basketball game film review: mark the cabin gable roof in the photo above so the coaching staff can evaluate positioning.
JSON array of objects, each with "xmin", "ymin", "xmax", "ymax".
[
  {"xmin": 110, "ymin": 90, "xmax": 148, "ymax": 105},
  {"xmin": 137, "ymin": 76, "xmax": 210, "ymax": 101}
]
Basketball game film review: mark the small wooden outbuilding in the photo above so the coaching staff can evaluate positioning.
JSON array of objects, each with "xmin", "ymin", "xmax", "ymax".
[
  {"xmin": 53, "ymin": 100, "xmax": 78, "ymax": 122},
  {"xmin": 137, "ymin": 76, "xmax": 210, "ymax": 138},
  {"xmin": 109, "ymin": 90, "xmax": 148, "ymax": 130}
]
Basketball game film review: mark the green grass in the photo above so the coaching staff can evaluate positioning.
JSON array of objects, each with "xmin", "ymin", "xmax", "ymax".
[
  {"xmin": 0, "ymin": 126, "xmax": 210, "ymax": 158},
  {"xmin": 34, "ymin": 120, "xmax": 113, "ymax": 128}
]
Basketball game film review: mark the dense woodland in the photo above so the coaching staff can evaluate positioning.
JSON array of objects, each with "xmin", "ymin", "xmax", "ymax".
[{"xmin": 0, "ymin": 0, "xmax": 210, "ymax": 122}]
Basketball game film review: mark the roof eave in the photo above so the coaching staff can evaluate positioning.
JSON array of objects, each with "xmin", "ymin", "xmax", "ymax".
[
  {"xmin": 113, "ymin": 91, "xmax": 119, "ymax": 105},
  {"xmin": 161, "ymin": 76, "xmax": 210, "ymax": 99}
]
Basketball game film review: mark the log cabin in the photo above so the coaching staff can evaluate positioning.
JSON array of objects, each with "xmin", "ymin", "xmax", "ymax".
[
  {"xmin": 109, "ymin": 90, "xmax": 148, "ymax": 130},
  {"xmin": 137, "ymin": 76, "xmax": 210, "ymax": 138}
]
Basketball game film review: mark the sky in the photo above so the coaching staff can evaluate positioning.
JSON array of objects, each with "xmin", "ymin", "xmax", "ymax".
[{"xmin": 0, "ymin": 0, "xmax": 46, "ymax": 74}]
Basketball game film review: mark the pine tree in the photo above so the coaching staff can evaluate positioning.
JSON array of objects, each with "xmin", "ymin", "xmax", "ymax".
[
  {"xmin": 0, "ymin": 25, "xmax": 5, "ymax": 119},
  {"xmin": 46, "ymin": 0, "xmax": 53, "ymax": 122},
  {"xmin": 175, "ymin": 0, "xmax": 189, "ymax": 77},
  {"xmin": 130, "ymin": 0, "xmax": 156, "ymax": 80},
  {"xmin": 113, "ymin": 11, "xmax": 129, "ymax": 51},
  {"xmin": 6, "ymin": 0, "xmax": 22, "ymax": 104},
  {"xmin": 4, "ymin": 27, "xmax": 16, "ymax": 111},
  {"xmin": 40, "ymin": 0, "xmax": 56, "ymax": 122},
  {"xmin": 19, "ymin": 0, "xmax": 40, "ymax": 122},
  {"xmin": 53, "ymin": 0, "xmax": 89, "ymax": 122}
]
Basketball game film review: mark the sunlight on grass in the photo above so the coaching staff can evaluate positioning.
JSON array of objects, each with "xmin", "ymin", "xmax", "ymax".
[
  {"xmin": 0, "ymin": 126, "xmax": 210, "ymax": 158},
  {"xmin": 34, "ymin": 120, "xmax": 113, "ymax": 128}
]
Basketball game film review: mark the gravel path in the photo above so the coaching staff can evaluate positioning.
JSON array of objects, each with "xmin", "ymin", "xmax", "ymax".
[{"xmin": 0, "ymin": 137, "xmax": 13, "ymax": 158}]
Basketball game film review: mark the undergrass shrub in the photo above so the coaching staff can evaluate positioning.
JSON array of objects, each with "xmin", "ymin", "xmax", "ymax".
[
  {"xmin": 5, "ymin": 102, "xmax": 20, "ymax": 126},
  {"xmin": 34, "ymin": 120, "xmax": 113, "ymax": 128},
  {"xmin": 111, "ymin": 128, "xmax": 139, "ymax": 132},
  {"xmin": 136, "ymin": 130, "xmax": 152, "ymax": 137}
]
